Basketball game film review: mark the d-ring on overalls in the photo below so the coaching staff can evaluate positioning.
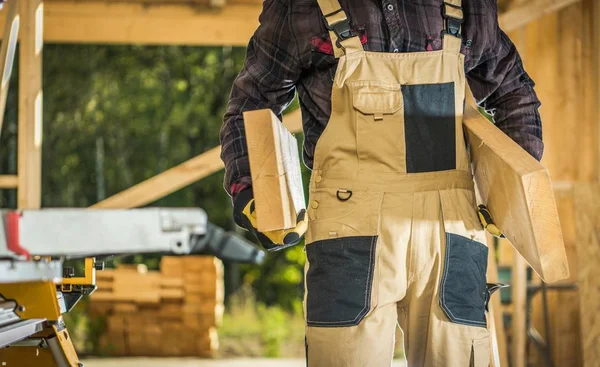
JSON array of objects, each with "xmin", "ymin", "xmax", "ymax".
[{"xmin": 303, "ymin": 0, "xmax": 491, "ymax": 366}]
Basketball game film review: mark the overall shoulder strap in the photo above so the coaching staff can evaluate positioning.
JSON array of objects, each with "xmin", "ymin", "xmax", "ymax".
[
  {"xmin": 316, "ymin": 0, "xmax": 363, "ymax": 57},
  {"xmin": 442, "ymin": 0, "xmax": 464, "ymax": 54}
]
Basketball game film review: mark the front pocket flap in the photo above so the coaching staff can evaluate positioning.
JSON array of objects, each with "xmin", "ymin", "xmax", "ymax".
[
  {"xmin": 306, "ymin": 236, "xmax": 377, "ymax": 327},
  {"xmin": 351, "ymin": 82, "xmax": 403, "ymax": 115},
  {"xmin": 440, "ymin": 233, "xmax": 489, "ymax": 328},
  {"xmin": 306, "ymin": 190, "xmax": 382, "ymax": 243}
]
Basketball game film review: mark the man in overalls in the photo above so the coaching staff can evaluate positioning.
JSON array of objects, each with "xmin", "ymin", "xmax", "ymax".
[{"xmin": 220, "ymin": 0, "xmax": 542, "ymax": 365}]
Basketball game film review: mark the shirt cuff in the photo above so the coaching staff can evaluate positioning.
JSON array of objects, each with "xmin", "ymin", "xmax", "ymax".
[{"xmin": 230, "ymin": 176, "xmax": 253, "ymax": 196}]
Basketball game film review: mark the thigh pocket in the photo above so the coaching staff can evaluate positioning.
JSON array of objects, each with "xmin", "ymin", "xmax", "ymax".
[
  {"xmin": 440, "ymin": 233, "xmax": 488, "ymax": 328},
  {"xmin": 306, "ymin": 235, "xmax": 378, "ymax": 327}
]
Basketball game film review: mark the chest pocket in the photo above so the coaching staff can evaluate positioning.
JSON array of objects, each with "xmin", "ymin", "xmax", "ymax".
[{"xmin": 350, "ymin": 81, "xmax": 405, "ymax": 174}]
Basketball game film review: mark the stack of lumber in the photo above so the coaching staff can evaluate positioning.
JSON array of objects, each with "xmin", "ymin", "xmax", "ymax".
[{"xmin": 91, "ymin": 257, "xmax": 224, "ymax": 357}]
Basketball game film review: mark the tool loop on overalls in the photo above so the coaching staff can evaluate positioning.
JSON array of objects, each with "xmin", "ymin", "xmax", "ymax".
[
  {"xmin": 441, "ymin": 2, "xmax": 464, "ymax": 39},
  {"xmin": 477, "ymin": 204, "xmax": 505, "ymax": 238},
  {"xmin": 336, "ymin": 189, "xmax": 353, "ymax": 201}
]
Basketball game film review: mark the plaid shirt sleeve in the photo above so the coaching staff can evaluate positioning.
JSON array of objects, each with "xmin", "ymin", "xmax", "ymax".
[
  {"xmin": 220, "ymin": 0, "xmax": 302, "ymax": 196},
  {"xmin": 466, "ymin": 4, "xmax": 544, "ymax": 161}
]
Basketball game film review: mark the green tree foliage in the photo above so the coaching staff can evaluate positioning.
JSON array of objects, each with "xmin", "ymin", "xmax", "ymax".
[{"xmin": 0, "ymin": 44, "xmax": 307, "ymax": 312}]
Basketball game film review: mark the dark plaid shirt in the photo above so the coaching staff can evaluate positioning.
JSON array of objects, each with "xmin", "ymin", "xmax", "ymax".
[{"xmin": 220, "ymin": 0, "xmax": 543, "ymax": 195}]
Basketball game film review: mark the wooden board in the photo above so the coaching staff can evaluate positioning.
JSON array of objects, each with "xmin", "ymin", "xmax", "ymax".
[
  {"xmin": 0, "ymin": 0, "xmax": 19, "ymax": 136},
  {"xmin": 243, "ymin": 109, "xmax": 304, "ymax": 232},
  {"xmin": 113, "ymin": 303, "xmax": 137, "ymax": 314},
  {"xmin": 160, "ymin": 288, "xmax": 184, "ymax": 300},
  {"xmin": 160, "ymin": 277, "xmax": 184, "ymax": 288},
  {"xmin": 574, "ymin": 183, "xmax": 600, "ymax": 366},
  {"xmin": 90, "ymin": 291, "xmax": 160, "ymax": 304},
  {"xmin": 464, "ymin": 105, "xmax": 569, "ymax": 283},
  {"xmin": 0, "ymin": 175, "xmax": 19, "ymax": 189},
  {"xmin": 0, "ymin": 1, "xmax": 261, "ymax": 46},
  {"xmin": 90, "ymin": 109, "xmax": 301, "ymax": 209},
  {"xmin": 17, "ymin": 0, "xmax": 43, "ymax": 210},
  {"xmin": 499, "ymin": 0, "xmax": 581, "ymax": 32}
]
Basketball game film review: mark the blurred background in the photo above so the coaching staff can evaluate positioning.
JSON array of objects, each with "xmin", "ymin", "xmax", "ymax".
[{"xmin": 0, "ymin": 0, "xmax": 599, "ymax": 366}]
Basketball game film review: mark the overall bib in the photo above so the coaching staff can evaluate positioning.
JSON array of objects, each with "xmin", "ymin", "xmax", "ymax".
[{"xmin": 303, "ymin": 0, "xmax": 491, "ymax": 366}]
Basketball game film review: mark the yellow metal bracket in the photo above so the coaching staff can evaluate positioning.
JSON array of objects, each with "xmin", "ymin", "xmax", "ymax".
[
  {"xmin": 0, "ymin": 281, "xmax": 61, "ymax": 320},
  {"xmin": 61, "ymin": 257, "xmax": 97, "ymax": 292}
]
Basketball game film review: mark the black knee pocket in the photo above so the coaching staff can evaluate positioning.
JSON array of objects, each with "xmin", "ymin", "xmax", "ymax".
[
  {"xmin": 306, "ymin": 236, "xmax": 377, "ymax": 327},
  {"xmin": 440, "ymin": 233, "xmax": 488, "ymax": 328}
]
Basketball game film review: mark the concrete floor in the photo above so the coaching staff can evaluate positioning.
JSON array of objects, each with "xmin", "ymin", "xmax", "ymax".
[{"xmin": 82, "ymin": 358, "xmax": 408, "ymax": 367}]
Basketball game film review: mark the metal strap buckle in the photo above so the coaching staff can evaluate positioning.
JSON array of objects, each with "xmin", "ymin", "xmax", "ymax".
[
  {"xmin": 326, "ymin": 19, "xmax": 356, "ymax": 47},
  {"xmin": 441, "ymin": 2, "xmax": 464, "ymax": 38}
]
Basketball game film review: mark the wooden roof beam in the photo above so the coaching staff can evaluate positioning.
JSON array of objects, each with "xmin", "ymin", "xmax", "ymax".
[
  {"xmin": 0, "ymin": 1, "xmax": 262, "ymax": 46},
  {"xmin": 0, "ymin": 175, "xmax": 18, "ymax": 189},
  {"xmin": 92, "ymin": 109, "xmax": 302, "ymax": 209},
  {"xmin": 499, "ymin": 0, "xmax": 581, "ymax": 32}
]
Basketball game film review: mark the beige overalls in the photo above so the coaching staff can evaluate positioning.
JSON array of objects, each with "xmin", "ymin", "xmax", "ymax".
[{"xmin": 303, "ymin": 0, "xmax": 491, "ymax": 366}]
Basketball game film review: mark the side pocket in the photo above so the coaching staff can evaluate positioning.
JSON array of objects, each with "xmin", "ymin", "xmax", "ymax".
[
  {"xmin": 440, "ymin": 233, "xmax": 488, "ymax": 328},
  {"xmin": 306, "ymin": 235, "xmax": 377, "ymax": 327}
]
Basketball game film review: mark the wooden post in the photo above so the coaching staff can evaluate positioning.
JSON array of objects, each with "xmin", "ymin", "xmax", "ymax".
[
  {"xmin": 594, "ymin": 0, "xmax": 600, "ymax": 182},
  {"xmin": 512, "ymin": 255, "xmax": 528, "ymax": 367},
  {"xmin": 508, "ymin": 12, "xmax": 529, "ymax": 366},
  {"xmin": 0, "ymin": 0, "xmax": 19, "ymax": 136},
  {"xmin": 17, "ymin": 0, "xmax": 43, "ymax": 209},
  {"xmin": 575, "ymin": 183, "xmax": 600, "ymax": 366}
]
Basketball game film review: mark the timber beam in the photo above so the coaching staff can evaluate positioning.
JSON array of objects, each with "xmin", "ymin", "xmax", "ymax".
[
  {"xmin": 499, "ymin": 0, "xmax": 581, "ymax": 32},
  {"xmin": 0, "ymin": 1, "xmax": 261, "ymax": 46},
  {"xmin": 92, "ymin": 110, "xmax": 302, "ymax": 209},
  {"xmin": 0, "ymin": 175, "xmax": 18, "ymax": 189}
]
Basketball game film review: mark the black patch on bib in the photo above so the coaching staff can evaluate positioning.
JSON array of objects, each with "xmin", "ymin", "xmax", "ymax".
[{"xmin": 402, "ymin": 82, "xmax": 456, "ymax": 173}]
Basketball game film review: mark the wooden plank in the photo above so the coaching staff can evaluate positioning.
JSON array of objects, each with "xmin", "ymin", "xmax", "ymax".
[
  {"xmin": 464, "ymin": 105, "xmax": 569, "ymax": 283},
  {"xmin": 511, "ymin": 255, "xmax": 527, "ymax": 367},
  {"xmin": 515, "ymin": 0, "xmax": 597, "ymax": 183},
  {"xmin": 0, "ymin": 1, "xmax": 261, "ymax": 46},
  {"xmin": 499, "ymin": 0, "xmax": 581, "ymax": 32},
  {"xmin": 0, "ymin": 0, "xmax": 19, "ymax": 136},
  {"xmin": 590, "ymin": 0, "xmax": 600, "ymax": 182},
  {"xmin": 91, "ymin": 146, "xmax": 222, "ymax": 209},
  {"xmin": 0, "ymin": 175, "xmax": 18, "ymax": 189},
  {"xmin": 574, "ymin": 183, "xmax": 600, "ymax": 367},
  {"xmin": 160, "ymin": 288, "xmax": 184, "ymax": 300},
  {"xmin": 17, "ymin": 0, "xmax": 43, "ymax": 210},
  {"xmin": 113, "ymin": 303, "xmax": 137, "ymax": 313},
  {"xmin": 160, "ymin": 277, "xmax": 184, "ymax": 288},
  {"xmin": 83, "ymin": 0, "xmax": 262, "ymax": 5},
  {"xmin": 90, "ymin": 291, "xmax": 160, "ymax": 304},
  {"xmin": 244, "ymin": 109, "xmax": 303, "ymax": 231},
  {"xmin": 508, "ymin": 23, "xmax": 528, "ymax": 366},
  {"xmin": 92, "ymin": 109, "xmax": 302, "ymax": 209},
  {"xmin": 581, "ymin": 0, "xmax": 600, "ymax": 183},
  {"xmin": 551, "ymin": 190, "xmax": 581, "ymax": 366}
]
